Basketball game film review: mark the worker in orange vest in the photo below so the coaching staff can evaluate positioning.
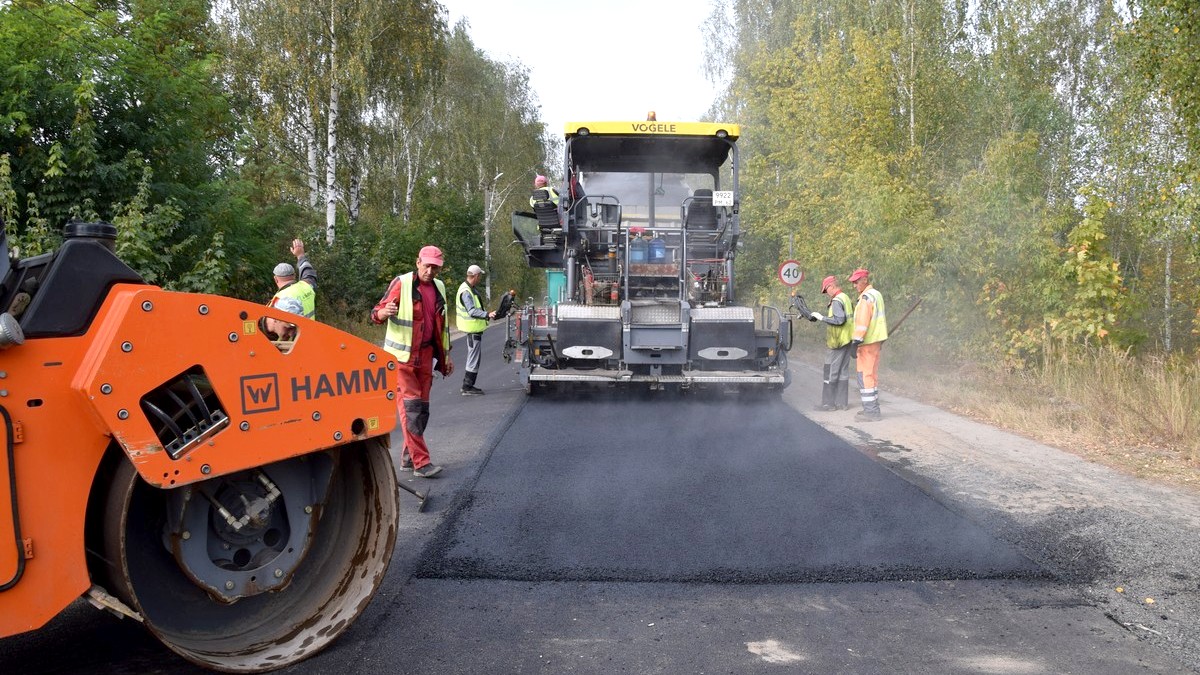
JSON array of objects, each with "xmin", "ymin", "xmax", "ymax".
[{"xmin": 848, "ymin": 268, "xmax": 887, "ymax": 421}]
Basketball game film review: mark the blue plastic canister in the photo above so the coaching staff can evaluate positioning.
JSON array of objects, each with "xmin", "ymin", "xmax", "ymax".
[
  {"xmin": 629, "ymin": 232, "xmax": 648, "ymax": 263},
  {"xmin": 648, "ymin": 234, "xmax": 666, "ymax": 263}
]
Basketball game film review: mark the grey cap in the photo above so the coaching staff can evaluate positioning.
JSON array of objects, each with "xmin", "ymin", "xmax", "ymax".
[
  {"xmin": 273, "ymin": 262, "xmax": 296, "ymax": 277},
  {"xmin": 275, "ymin": 297, "xmax": 304, "ymax": 316},
  {"xmin": 467, "ymin": 264, "xmax": 485, "ymax": 276}
]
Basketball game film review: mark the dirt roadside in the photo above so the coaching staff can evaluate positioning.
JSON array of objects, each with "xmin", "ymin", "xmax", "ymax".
[{"xmin": 784, "ymin": 362, "xmax": 1200, "ymax": 673}]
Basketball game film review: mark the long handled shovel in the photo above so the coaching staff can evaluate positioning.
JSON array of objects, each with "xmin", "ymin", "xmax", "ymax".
[
  {"xmin": 397, "ymin": 479, "xmax": 429, "ymax": 512},
  {"xmin": 887, "ymin": 297, "xmax": 923, "ymax": 337}
]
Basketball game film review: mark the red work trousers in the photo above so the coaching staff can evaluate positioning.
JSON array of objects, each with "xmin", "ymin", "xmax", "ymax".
[{"xmin": 396, "ymin": 345, "xmax": 435, "ymax": 470}]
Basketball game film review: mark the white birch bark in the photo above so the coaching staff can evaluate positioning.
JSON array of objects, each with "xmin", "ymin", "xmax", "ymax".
[
  {"xmin": 907, "ymin": 0, "xmax": 916, "ymax": 149},
  {"xmin": 1164, "ymin": 237, "xmax": 1172, "ymax": 352},
  {"xmin": 324, "ymin": 13, "xmax": 339, "ymax": 246}
]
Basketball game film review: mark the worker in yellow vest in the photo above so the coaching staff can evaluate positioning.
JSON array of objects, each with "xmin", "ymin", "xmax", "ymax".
[
  {"xmin": 848, "ymin": 268, "xmax": 887, "ymax": 421},
  {"xmin": 529, "ymin": 174, "xmax": 559, "ymax": 208},
  {"xmin": 266, "ymin": 238, "xmax": 316, "ymax": 340},
  {"xmin": 456, "ymin": 264, "xmax": 495, "ymax": 395},
  {"xmin": 809, "ymin": 275, "xmax": 855, "ymax": 411},
  {"xmin": 370, "ymin": 245, "xmax": 454, "ymax": 478}
]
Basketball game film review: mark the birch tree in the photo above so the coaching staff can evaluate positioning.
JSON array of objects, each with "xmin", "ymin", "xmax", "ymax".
[{"xmin": 220, "ymin": 0, "xmax": 444, "ymax": 244}]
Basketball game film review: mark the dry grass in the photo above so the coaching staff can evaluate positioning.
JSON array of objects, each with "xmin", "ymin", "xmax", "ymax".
[{"xmin": 886, "ymin": 347, "xmax": 1200, "ymax": 491}]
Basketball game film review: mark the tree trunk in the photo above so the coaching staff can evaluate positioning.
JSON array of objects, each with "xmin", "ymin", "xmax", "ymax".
[
  {"xmin": 1164, "ymin": 235, "xmax": 1172, "ymax": 352},
  {"xmin": 906, "ymin": 0, "xmax": 916, "ymax": 149},
  {"xmin": 325, "ymin": 22, "xmax": 339, "ymax": 246},
  {"xmin": 401, "ymin": 124, "xmax": 419, "ymax": 226}
]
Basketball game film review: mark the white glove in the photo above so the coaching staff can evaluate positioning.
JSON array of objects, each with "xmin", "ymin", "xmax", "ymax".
[{"xmin": 811, "ymin": 312, "xmax": 824, "ymax": 321}]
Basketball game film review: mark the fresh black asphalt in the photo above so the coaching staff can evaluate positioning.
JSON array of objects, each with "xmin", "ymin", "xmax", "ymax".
[{"xmin": 416, "ymin": 390, "xmax": 1040, "ymax": 585}]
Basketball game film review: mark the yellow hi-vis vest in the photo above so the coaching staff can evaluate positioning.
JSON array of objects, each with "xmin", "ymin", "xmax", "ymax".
[
  {"xmin": 826, "ymin": 292, "xmax": 854, "ymax": 349},
  {"xmin": 455, "ymin": 282, "xmax": 488, "ymax": 334},
  {"xmin": 271, "ymin": 281, "xmax": 316, "ymax": 319},
  {"xmin": 529, "ymin": 186, "xmax": 559, "ymax": 208},
  {"xmin": 384, "ymin": 273, "xmax": 449, "ymax": 363},
  {"xmin": 857, "ymin": 287, "xmax": 888, "ymax": 344}
]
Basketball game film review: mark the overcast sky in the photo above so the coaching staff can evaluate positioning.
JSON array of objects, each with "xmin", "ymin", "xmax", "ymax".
[{"xmin": 438, "ymin": 0, "xmax": 723, "ymax": 135}]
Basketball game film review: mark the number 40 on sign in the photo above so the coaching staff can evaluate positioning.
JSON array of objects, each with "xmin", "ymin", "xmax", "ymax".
[{"xmin": 778, "ymin": 260, "xmax": 804, "ymax": 286}]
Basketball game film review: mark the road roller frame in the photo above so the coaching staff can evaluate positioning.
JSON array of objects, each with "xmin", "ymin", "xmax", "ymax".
[{"xmin": 0, "ymin": 223, "xmax": 401, "ymax": 671}]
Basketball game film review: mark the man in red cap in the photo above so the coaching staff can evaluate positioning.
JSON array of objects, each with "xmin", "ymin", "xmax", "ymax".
[
  {"xmin": 371, "ymin": 245, "xmax": 455, "ymax": 477},
  {"xmin": 529, "ymin": 174, "xmax": 559, "ymax": 208},
  {"xmin": 848, "ymin": 268, "xmax": 887, "ymax": 420},
  {"xmin": 809, "ymin": 275, "xmax": 855, "ymax": 410}
]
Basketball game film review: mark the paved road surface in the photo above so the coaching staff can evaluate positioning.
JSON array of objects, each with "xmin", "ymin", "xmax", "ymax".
[{"xmin": 0, "ymin": 327, "xmax": 1192, "ymax": 674}]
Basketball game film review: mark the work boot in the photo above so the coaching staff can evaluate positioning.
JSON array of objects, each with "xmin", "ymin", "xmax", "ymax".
[
  {"xmin": 855, "ymin": 410, "xmax": 882, "ymax": 422},
  {"xmin": 400, "ymin": 450, "xmax": 413, "ymax": 471},
  {"xmin": 812, "ymin": 380, "xmax": 834, "ymax": 410},
  {"xmin": 835, "ymin": 380, "xmax": 850, "ymax": 410},
  {"xmin": 412, "ymin": 463, "xmax": 443, "ymax": 478},
  {"xmin": 461, "ymin": 370, "xmax": 481, "ymax": 395}
]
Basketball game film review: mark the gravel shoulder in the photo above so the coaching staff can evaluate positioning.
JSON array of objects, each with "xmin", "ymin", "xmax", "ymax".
[{"xmin": 785, "ymin": 363, "xmax": 1200, "ymax": 673}]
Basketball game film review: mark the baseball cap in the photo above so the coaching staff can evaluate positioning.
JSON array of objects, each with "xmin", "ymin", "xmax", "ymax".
[
  {"xmin": 820, "ymin": 275, "xmax": 837, "ymax": 293},
  {"xmin": 467, "ymin": 264, "xmax": 484, "ymax": 276},
  {"xmin": 417, "ymin": 245, "xmax": 444, "ymax": 267},
  {"xmin": 273, "ymin": 262, "xmax": 296, "ymax": 277},
  {"xmin": 274, "ymin": 296, "xmax": 304, "ymax": 316},
  {"xmin": 847, "ymin": 268, "xmax": 870, "ymax": 282}
]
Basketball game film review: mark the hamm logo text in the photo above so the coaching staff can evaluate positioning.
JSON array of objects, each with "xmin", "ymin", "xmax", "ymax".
[{"xmin": 291, "ymin": 367, "xmax": 389, "ymax": 401}]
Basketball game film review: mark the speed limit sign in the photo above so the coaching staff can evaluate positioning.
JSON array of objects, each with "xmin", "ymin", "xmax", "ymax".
[{"xmin": 778, "ymin": 260, "xmax": 803, "ymax": 286}]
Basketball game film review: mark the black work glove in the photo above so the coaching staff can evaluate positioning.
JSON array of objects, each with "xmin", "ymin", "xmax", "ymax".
[{"xmin": 849, "ymin": 339, "xmax": 862, "ymax": 359}]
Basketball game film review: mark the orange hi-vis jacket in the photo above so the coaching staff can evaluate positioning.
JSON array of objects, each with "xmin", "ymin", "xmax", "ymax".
[{"xmin": 852, "ymin": 285, "xmax": 888, "ymax": 344}]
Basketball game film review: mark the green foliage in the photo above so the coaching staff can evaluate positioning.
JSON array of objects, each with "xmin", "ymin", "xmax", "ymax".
[
  {"xmin": 716, "ymin": 0, "xmax": 1199, "ymax": 366},
  {"xmin": 0, "ymin": 0, "xmax": 240, "ymax": 289},
  {"xmin": 941, "ymin": 130, "xmax": 1059, "ymax": 363},
  {"xmin": 175, "ymin": 229, "xmax": 229, "ymax": 294},
  {"xmin": 739, "ymin": 7, "xmax": 939, "ymax": 313},
  {"xmin": 1126, "ymin": 0, "xmax": 1200, "ymax": 158},
  {"xmin": 1053, "ymin": 187, "xmax": 1125, "ymax": 347},
  {"xmin": 113, "ymin": 165, "xmax": 188, "ymax": 287},
  {"xmin": 0, "ymin": 154, "xmax": 17, "ymax": 232},
  {"xmin": 15, "ymin": 191, "xmax": 57, "ymax": 257}
]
